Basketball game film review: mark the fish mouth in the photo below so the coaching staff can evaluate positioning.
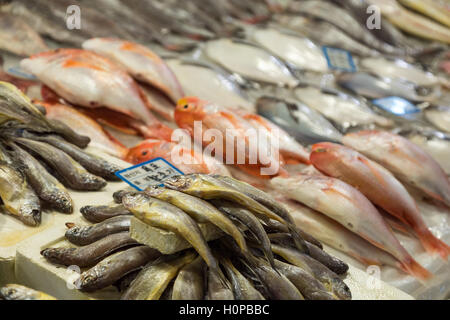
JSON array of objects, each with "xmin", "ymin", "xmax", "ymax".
[
  {"xmin": 144, "ymin": 185, "xmax": 164, "ymax": 196},
  {"xmin": 163, "ymin": 174, "xmax": 191, "ymax": 190},
  {"xmin": 21, "ymin": 208, "xmax": 41, "ymax": 226}
]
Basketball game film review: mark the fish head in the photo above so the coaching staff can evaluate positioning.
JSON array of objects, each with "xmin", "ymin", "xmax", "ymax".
[
  {"xmin": 310, "ymin": 142, "xmax": 343, "ymax": 167},
  {"xmin": 331, "ymin": 276, "xmax": 352, "ymax": 300},
  {"xmin": 163, "ymin": 174, "xmax": 194, "ymax": 191},
  {"xmin": 125, "ymin": 139, "xmax": 171, "ymax": 165},
  {"xmin": 144, "ymin": 185, "xmax": 166, "ymax": 197},
  {"xmin": 174, "ymin": 96, "xmax": 207, "ymax": 129},
  {"xmin": 121, "ymin": 192, "xmax": 152, "ymax": 216}
]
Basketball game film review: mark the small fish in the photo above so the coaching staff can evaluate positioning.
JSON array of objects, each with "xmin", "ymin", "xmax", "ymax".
[
  {"xmin": 0, "ymin": 145, "xmax": 41, "ymax": 226},
  {"xmin": 294, "ymin": 86, "xmax": 393, "ymax": 130},
  {"xmin": 271, "ymin": 175, "xmax": 431, "ymax": 280},
  {"xmin": 0, "ymin": 12, "xmax": 48, "ymax": 56},
  {"xmin": 271, "ymin": 244, "xmax": 351, "ymax": 300},
  {"xmin": 36, "ymin": 100, "xmax": 128, "ymax": 158},
  {"xmin": 145, "ymin": 186, "xmax": 249, "ymax": 257},
  {"xmin": 310, "ymin": 142, "xmax": 450, "ymax": 260},
  {"xmin": 82, "ymin": 38, "xmax": 184, "ymax": 104},
  {"xmin": 398, "ymin": 0, "xmax": 450, "ymax": 28},
  {"xmin": 172, "ymin": 256, "xmax": 205, "ymax": 300},
  {"xmin": 20, "ymin": 49, "xmax": 170, "ymax": 130},
  {"xmin": 41, "ymin": 232, "xmax": 138, "ymax": 267},
  {"xmin": 205, "ymin": 39, "xmax": 298, "ymax": 87},
  {"xmin": 220, "ymin": 256, "xmax": 265, "ymax": 300},
  {"xmin": 256, "ymin": 96, "xmax": 343, "ymax": 145},
  {"xmin": 8, "ymin": 141, "xmax": 72, "ymax": 213},
  {"xmin": 425, "ymin": 106, "xmax": 450, "ymax": 133},
  {"xmin": 15, "ymin": 137, "xmax": 107, "ymax": 191},
  {"xmin": 274, "ymin": 259, "xmax": 336, "ymax": 300},
  {"xmin": 78, "ymin": 246, "xmax": 161, "ymax": 292},
  {"xmin": 343, "ymin": 130, "xmax": 450, "ymax": 208},
  {"xmin": 206, "ymin": 266, "xmax": 235, "ymax": 300},
  {"xmin": 122, "ymin": 251, "xmax": 197, "ymax": 300},
  {"xmin": 22, "ymin": 132, "xmax": 121, "ymax": 181},
  {"xmin": 122, "ymin": 192, "xmax": 220, "ymax": 275},
  {"xmin": 80, "ymin": 204, "xmax": 131, "ymax": 223},
  {"xmin": 337, "ymin": 72, "xmax": 441, "ymax": 102},
  {"xmin": 65, "ymin": 216, "xmax": 131, "ymax": 246},
  {"xmin": 0, "ymin": 284, "xmax": 56, "ymax": 300}
]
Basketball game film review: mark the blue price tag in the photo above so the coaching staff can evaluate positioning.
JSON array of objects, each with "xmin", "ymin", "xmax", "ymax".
[
  {"xmin": 372, "ymin": 97, "xmax": 420, "ymax": 116},
  {"xmin": 115, "ymin": 158, "xmax": 184, "ymax": 191},
  {"xmin": 6, "ymin": 66, "xmax": 37, "ymax": 80},
  {"xmin": 322, "ymin": 47, "xmax": 356, "ymax": 72}
]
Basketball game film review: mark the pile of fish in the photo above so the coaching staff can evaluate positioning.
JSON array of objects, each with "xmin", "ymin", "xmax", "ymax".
[
  {"xmin": 41, "ymin": 174, "xmax": 352, "ymax": 300},
  {"xmin": 0, "ymin": 81, "xmax": 121, "ymax": 226}
]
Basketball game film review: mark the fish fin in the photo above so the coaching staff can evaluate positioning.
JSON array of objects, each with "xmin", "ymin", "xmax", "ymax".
[
  {"xmin": 418, "ymin": 229, "xmax": 450, "ymax": 261},
  {"xmin": 399, "ymin": 257, "xmax": 432, "ymax": 281}
]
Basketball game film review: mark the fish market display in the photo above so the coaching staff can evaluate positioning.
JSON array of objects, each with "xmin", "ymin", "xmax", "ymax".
[
  {"xmin": 399, "ymin": 0, "xmax": 450, "ymax": 28},
  {"xmin": 0, "ymin": 284, "xmax": 56, "ymax": 300}
]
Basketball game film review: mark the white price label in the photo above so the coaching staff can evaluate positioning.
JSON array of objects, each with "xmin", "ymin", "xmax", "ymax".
[{"xmin": 115, "ymin": 158, "xmax": 184, "ymax": 191}]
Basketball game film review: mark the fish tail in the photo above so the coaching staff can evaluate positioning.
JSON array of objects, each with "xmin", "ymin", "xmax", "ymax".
[
  {"xmin": 399, "ymin": 256, "xmax": 432, "ymax": 281},
  {"xmin": 418, "ymin": 229, "xmax": 450, "ymax": 260}
]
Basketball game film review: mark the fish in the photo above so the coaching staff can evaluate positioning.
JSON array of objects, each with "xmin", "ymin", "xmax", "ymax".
[
  {"xmin": 204, "ymin": 39, "xmax": 298, "ymax": 87},
  {"xmin": 82, "ymin": 38, "xmax": 184, "ymax": 104},
  {"xmin": 220, "ymin": 256, "xmax": 265, "ymax": 300},
  {"xmin": 122, "ymin": 251, "xmax": 197, "ymax": 300},
  {"xmin": 122, "ymin": 192, "xmax": 220, "ymax": 274},
  {"xmin": 310, "ymin": 142, "xmax": 450, "ymax": 260},
  {"xmin": 399, "ymin": 0, "xmax": 450, "ymax": 28},
  {"xmin": 212, "ymin": 199, "xmax": 275, "ymax": 268},
  {"xmin": 41, "ymin": 232, "xmax": 138, "ymax": 267},
  {"xmin": 80, "ymin": 204, "xmax": 131, "ymax": 223},
  {"xmin": 163, "ymin": 174, "xmax": 308, "ymax": 253},
  {"xmin": 231, "ymin": 108, "xmax": 311, "ymax": 164},
  {"xmin": 15, "ymin": 137, "xmax": 107, "ymax": 191},
  {"xmin": 206, "ymin": 265, "xmax": 235, "ymax": 300},
  {"xmin": 342, "ymin": 130, "xmax": 450, "ymax": 208},
  {"xmin": 360, "ymin": 58, "xmax": 439, "ymax": 87},
  {"xmin": 125, "ymin": 139, "xmax": 231, "ymax": 176},
  {"xmin": 288, "ymin": 0, "xmax": 405, "ymax": 55},
  {"xmin": 0, "ymin": 284, "xmax": 56, "ymax": 300},
  {"xmin": 22, "ymin": 132, "xmax": 122, "ymax": 181},
  {"xmin": 0, "ymin": 12, "xmax": 48, "ymax": 56},
  {"xmin": 283, "ymin": 199, "xmax": 402, "ymax": 270},
  {"xmin": 166, "ymin": 59, "xmax": 254, "ymax": 112},
  {"xmin": 294, "ymin": 86, "xmax": 393, "ymax": 130},
  {"xmin": 36, "ymin": 100, "xmax": 128, "ymax": 159},
  {"xmin": 0, "ymin": 145, "xmax": 41, "ymax": 226},
  {"xmin": 274, "ymin": 15, "xmax": 381, "ymax": 57},
  {"xmin": 271, "ymin": 244, "xmax": 351, "ymax": 300},
  {"xmin": 425, "ymin": 106, "xmax": 450, "ymax": 133},
  {"xmin": 172, "ymin": 256, "xmax": 205, "ymax": 300},
  {"xmin": 145, "ymin": 186, "xmax": 249, "ymax": 257},
  {"xmin": 366, "ymin": 0, "xmax": 450, "ymax": 44},
  {"xmin": 175, "ymin": 97, "xmax": 285, "ymax": 177},
  {"xmin": 270, "ymin": 175, "xmax": 431, "ymax": 280},
  {"xmin": 251, "ymin": 28, "xmax": 328, "ymax": 73},
  {"xmin": 274, "ymin": 259, "xmax": 336, "ymax": 300},
  {"xmin": 256, "ymin": 96, "xmax": 343, "ymax": 144},
  {"xmin": 268, "ymin": 233, "xmax": 349, "ymax": 275},
  {"xmin": 139, "ymin": 84, "xmax": 175, "ymax": 121},
  {"xmin": 78, "ymin": 246, "xmax": 161, "ymax": 292},
  {"xmin": 65, "ymin": 216, "xmax": 131, "ymax": 246},
  {"xmin": 8, "ymin": 141, "xmax": 73, "ymax": 213},
  {"xmin": 20, "ymin": 49, "xmax": 171, "ymax": 132}
]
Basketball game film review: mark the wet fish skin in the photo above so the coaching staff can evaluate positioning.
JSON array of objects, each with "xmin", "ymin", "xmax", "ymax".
[
  {"xmin": 45, "ymin": 118, "xmax": 91, "ymax": 149},
  {"xmin": 172, "ymin": 256, "xmax": 205, "ymax": 300},
  {"xmin": 22, "ymin": 132, "xmax": 121, "ymax": 181},
  {"xmin": 343, "ymin": 130, "xmax": 450, "ymax": 208},
  {"xmin": 220, "ymin": 256, "xmax": 265, "ymax": 300},
  {"xmin": 8, "ymin": 141, "xmax": 72, "ymax": 213},
  {"xmin": 206, "ymin": 266, "xmax": 234, "ymax": 300},
  {"xmin": 15, "ymin": 137, "xmax": 107, "ymax": 191},
  {"xmin": 65, "ymin": 216, "xmax": 131, "ymax": 246},
  {"xmin": 41, "ymin": 232, "xmax": 138, "ymax": 267},
  {"xmin": 80, "ymin": 204, "xmax": 131, "ymax": 223},
  {"xmin": 0, "ymin": 284, "xmax": 56, "ymax": 300},
  {"xmin": 274, "ymin": 259, "xmax": 336, "ymax": 300},
  {"xmin": 122, "ymin": 193, "xmax": 220, "ymax": 274},
  {"xmin": 122, "ymin": 251, "xmax": 197, "ymax": 300},
  {"xmin": 79, "ymin": 246, "xmax": 161, "ymax": 292},
  {"xmin": 212, "ymin": 199, "xmax": 275, "ymax": 269},
  {"xmin": 310, "ymin": 142, "xmax": 450, "ymax": 260},
  {"xmin": 145, "ymin": 186, "xmax": 249, "ymax": 257},
  {"xmin": 271, "ymin": 244, "xmax": 351, "ymax": 300}
]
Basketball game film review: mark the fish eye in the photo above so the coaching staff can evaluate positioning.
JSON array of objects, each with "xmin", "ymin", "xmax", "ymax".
[
  {"xmin": 142, "ymin": 151, "xmax": 148, "ymax": 156},
  {"xmin": 183, "ymin": 104, "xmax": 189, "ymax": 109}
]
